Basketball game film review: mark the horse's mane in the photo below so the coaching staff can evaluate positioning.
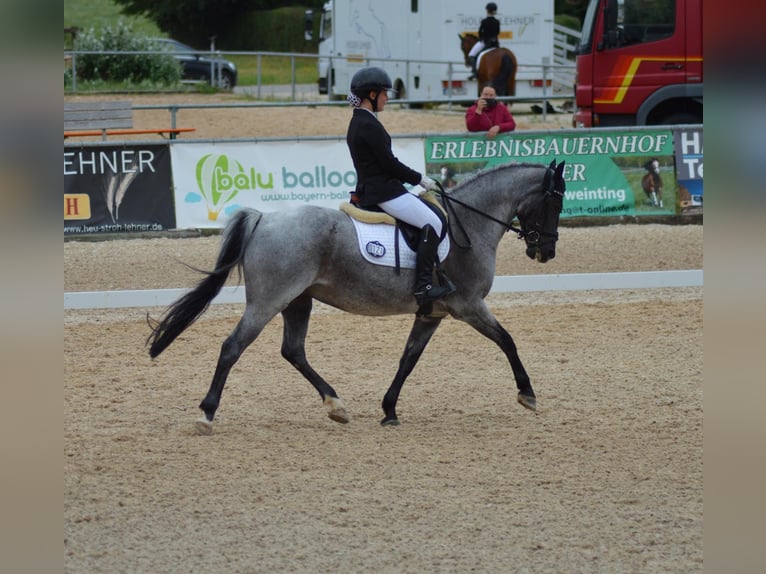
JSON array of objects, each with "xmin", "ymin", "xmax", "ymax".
[{"xmin": 449, "ymin": 161, "xmax": 543, "ymax": 193}]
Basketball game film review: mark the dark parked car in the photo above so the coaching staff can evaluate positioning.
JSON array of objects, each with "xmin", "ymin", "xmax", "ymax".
[{"xmin": 154, "ymin": 38, "xmax": 238, "ymax": 90}]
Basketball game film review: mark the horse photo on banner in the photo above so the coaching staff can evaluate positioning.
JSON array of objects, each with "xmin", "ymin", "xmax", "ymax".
[{"xmin": 424, "ymin": 128, "xmax": 679, "ymax": 218}]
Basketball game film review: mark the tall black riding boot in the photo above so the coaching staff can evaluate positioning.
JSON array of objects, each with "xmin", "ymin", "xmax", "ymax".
[
  {"xmin": 467, "ymin": 56, "xmax": 477, "ymax": 80},
  {"xmin": 413, "ymin": 225, "xmax": 455, "ymax": 305}
]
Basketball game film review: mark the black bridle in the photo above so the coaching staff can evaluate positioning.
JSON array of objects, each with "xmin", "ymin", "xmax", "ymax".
[{"xmin": 435, "ymin": 165, "xmax": 563, "ymax": 250}]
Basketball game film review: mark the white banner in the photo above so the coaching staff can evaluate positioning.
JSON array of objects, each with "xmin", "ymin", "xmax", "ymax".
[{"xmin": 170, "ymin": 139, "xmax": 426, "ymax": 229}]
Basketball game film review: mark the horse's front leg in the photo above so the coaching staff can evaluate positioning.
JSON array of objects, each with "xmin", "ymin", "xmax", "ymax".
[
  {"xmin": 281, "ymin": 295, "xmax": 348, "ymax": 424},
  {"xmin": 381, "ymin": 314, "xmax": 443, "ymax": 426},
  {"xmin": 459, "ymin": 301, "xmax": 536, "ymax": 412}
]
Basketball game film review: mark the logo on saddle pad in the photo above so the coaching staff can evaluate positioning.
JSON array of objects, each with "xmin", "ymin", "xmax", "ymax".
[{"xmin": 365, "ymin": 241, "xmax": 386, "ymax": 258}]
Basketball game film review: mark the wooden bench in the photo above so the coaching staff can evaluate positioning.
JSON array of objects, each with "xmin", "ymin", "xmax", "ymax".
[{"xmin": 64, "ymin": 101, "xmax": 195, "ymax": 140}]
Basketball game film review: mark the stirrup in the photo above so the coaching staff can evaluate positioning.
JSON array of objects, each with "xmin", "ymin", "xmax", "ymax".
[{"xmin": 414, "ymin": 283, "xmax": 455, "ymax": 306}]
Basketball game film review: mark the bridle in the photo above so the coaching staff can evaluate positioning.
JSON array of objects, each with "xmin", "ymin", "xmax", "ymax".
[{"xmin": 435, "ymin": 165, "xmax": 564, "ymax": 250}]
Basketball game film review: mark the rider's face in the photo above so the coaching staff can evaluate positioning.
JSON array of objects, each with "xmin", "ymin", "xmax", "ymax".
[
  {"xmin": 480, "ymin": 87, "xmax": 497, "ymax": 100},
  {"xmin": 376, "ymin": 89, "xmax": 388, "ymax": 111}
]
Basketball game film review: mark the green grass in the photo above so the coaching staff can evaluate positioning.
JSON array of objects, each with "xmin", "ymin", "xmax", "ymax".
[{"xmin": 230, "ymin": 55, "xmax": 318, "ymax": 85}]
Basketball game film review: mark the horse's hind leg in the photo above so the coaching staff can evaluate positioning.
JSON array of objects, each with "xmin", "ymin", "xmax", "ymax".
[
  {"xmin": 381, "ymin": 314, "xmax": 443, "ymax": 426},
  {"xmin": 281, "ymin": 295, "xmax": 348, "ymax": 424},
  {"xmin": 460, "ymin": 301, "xmax": 537, "ymax": 412},
  {"xmin": 197, "ymin": 308, "xmax": 270, "ymax": 434}
]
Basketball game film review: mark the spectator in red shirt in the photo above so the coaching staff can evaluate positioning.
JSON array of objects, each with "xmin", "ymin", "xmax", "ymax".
[{"xmin": 465, "ymin": 85, "xmax": 516, "ymax": 138}]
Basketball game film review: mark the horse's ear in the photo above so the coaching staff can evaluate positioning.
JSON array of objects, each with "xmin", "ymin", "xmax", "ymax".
[
  {"xmin": 548, "ymin": 159, "xmax": 556, "ymax": 170},
  {"xmin": 554, "ymin": 161, "xmax": 566, "ymax": 194}
]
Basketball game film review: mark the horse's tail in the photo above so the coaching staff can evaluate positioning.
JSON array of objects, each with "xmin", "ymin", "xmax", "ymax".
[
  {"xmin": 146, "ymin": 209, "xmax": 262, "ymax": 358},
  {"xmin": 501, "ymin": 52, "xmax": 516, "ymax": 96}
]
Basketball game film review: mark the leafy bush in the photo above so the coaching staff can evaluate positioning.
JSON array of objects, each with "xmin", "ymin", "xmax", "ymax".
[
  {"xmin": 74, "ymin": 21, "xmax": 181, "ymax": 85},
  {"xmin": 554, "ymin": 14, "xmax": 583, "ymax": 32},
  {"xmin": 228, "ymin": 7, "xmax": 316, "ymax": 52}
]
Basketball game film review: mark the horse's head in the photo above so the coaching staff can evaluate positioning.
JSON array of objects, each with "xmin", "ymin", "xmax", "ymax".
[
  {"xmin": 644, "ymin": 158, "xmax": 660, "ymax": 174},
  {"xmin": 517, "ymin": 160, "xmax": 566, "ymax": 263},
  {"xmin": 459, "ymin": 33, "xmax": 478, "ymax": 64}
]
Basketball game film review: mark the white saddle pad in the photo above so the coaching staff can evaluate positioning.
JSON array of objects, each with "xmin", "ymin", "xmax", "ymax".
[{"xmin": 350, "ymin": 218, "xmax": 450, "ymax": 269}]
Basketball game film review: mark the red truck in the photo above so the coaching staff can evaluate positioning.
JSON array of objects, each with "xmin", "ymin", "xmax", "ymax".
[{"xmin": 572, "ymin": 0, "xmax": 703, "ymax": 127}]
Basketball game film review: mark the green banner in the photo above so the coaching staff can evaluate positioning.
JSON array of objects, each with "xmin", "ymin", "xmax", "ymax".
[{"xmin": 425, "ymin": 129, "xmax": 677, "ymax": 217}]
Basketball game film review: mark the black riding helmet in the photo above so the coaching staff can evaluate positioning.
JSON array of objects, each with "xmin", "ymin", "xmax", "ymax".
[
  {"xmin": 486, "ymin": 2, "xmax": 498, "ymax": 12},
  {"xmin": 350, "ymin": 66, "xmax": 393, "ymax": 112}
]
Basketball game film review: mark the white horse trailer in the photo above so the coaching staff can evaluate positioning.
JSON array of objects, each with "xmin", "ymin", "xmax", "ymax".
[{"xmin": 317, "ymin": 0, "xmax": 555, "ymax": 102}]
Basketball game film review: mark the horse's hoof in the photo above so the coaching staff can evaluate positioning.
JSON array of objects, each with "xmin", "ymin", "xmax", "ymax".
[
  {"xmin": 324, "ymin": 396, "xmax": 349, "ymax": 424},
  {"xmin": 517, "ymin": 393, "xmax": 537, "ymax": 412},
  {"xmin": 195, "ymin": 416, "xmax": 214, "ymax": 435},
  {"xmin": 328, "ymin": 408, "xmax": 350, "ymax": 424},
  {"xmin": 380, "ymin": 417, "xmax": 400, "ymax": 426}
]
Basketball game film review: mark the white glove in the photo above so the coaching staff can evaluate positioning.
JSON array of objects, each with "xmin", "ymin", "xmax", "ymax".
[{"xmin": 420, "ymin": 176, "xmax": 439, "ymax": 191}]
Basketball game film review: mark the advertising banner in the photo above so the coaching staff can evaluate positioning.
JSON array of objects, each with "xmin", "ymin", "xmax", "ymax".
[
  {"xmin": 424, "ymin": 129, "xmax": 678, "ymax": 218},
  {"xmin": 169, "ymin": 139, "xmax": 425, "ymax": 229},
  {"xmin": 673, "ymin": 128, "xmax": 703, "ymax": 214},
  {"xmin": 64, "ymin": 144, "xmax": 175, "ymax": 234}
]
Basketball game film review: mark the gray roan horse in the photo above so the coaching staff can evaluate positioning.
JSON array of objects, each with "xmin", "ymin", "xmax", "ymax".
[{"xmin": 147, "ymin": 160, "xmax": 566, "ymax": 433}]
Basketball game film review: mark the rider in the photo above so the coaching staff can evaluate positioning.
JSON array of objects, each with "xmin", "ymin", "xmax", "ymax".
[
  {"xmin": 345, "ymin": 66, "xmax": 455, "ymax": 307},
  {"xmin": 468, "ymin": 2, "xmax": 501, "ymax": 80}
]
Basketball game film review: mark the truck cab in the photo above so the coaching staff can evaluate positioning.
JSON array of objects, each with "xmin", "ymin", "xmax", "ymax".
[{"xmin": 573, "ymin": 0, "xmax": 702, "ymax": 127}]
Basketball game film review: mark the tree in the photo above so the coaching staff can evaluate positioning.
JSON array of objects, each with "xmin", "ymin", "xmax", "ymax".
[
  {"xmin": 113, "ymin": 0, "xmax": 326, "ymax": 48},
  {"xmin": 555, "ymin": 0, "xmax": 588, "ymax": 28}
]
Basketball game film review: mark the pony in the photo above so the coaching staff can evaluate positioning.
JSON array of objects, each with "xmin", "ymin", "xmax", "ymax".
[
  {"xmin": 459, "ymin": 33, "xmax": 517, "ymax": 97},
  {"xmin": 641, "ymin": 158, "xmax": 664, "ymax": 208},
  {"xmin": 147, "ymin": 160, "xmax": 566, "ymax": 433},
  {"xmin": 439, "ymin": 164, "xmax": 457, "ymax": 189}
]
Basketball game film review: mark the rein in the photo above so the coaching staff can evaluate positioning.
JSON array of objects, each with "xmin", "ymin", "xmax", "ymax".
[
  {"xmin": 434, "ymin": 166, "xmax": 561, "ymax": 249},
  {"xmin": 437, "ymin": 190, "xmax": 518, "ymax": 249}
]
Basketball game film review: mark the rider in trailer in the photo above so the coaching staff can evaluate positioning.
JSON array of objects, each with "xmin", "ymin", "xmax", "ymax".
[
  {"xmin": 468, "ymin": 2, "xmax": 501, "ymax": 80},
  {"xmin": 345, "ymin": 66, "xmax": 455, "ymax": 308}
]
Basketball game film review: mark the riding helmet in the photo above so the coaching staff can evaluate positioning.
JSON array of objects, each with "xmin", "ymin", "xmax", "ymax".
[
  {"xmin": 350, "ymin": 66, "xmax": 393, "ymax": 97},
  {"xmin": 486, "ymin": 2, "xmax": 498, "ymax": 12}
]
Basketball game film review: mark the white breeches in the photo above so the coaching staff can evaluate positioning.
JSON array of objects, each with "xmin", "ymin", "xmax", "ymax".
[
  {"xmin": 379, "ymin": 192, "xmax": 443, "ymax": 236},
  {"xmin": 468, "ymin": 41, "xmax": 485, "ymax": 59}
]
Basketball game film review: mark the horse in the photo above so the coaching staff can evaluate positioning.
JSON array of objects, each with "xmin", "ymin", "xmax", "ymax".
[
  {"xmin": 459, "ymin": 33, "xmax": 517, "ymax": 97},
  {"xmin": 147, "ymin": 160, "xmax": 566, "ymax": 433},
  {"xmin": 439, "ymin": 164, "xmax": 457, "ymax": 189},
  {"xmin": 641, "ymin": 158, "xmax": 664, "ymax": 208}
]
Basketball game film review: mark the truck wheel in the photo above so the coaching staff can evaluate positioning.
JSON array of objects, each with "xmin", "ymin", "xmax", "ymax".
[{"xmin": 660, "ymin": 112, "xmax": 701, "ymax": 125}]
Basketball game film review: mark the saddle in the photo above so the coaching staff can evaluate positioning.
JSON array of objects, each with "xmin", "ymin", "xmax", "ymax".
[
  {"xmin": 340, "ymin": 191, "xmax": 450, "ymax": 272},
  {"xmin": 483, "ymin": 37, "xmax": 500, "ymax": 50},
  {"xmin": 476, "ymin": 38, "xmax": 500, "ymax": 70},
  {"xmin": 340, "ymin": 190, "xmax": 448, "ymax": 251}
]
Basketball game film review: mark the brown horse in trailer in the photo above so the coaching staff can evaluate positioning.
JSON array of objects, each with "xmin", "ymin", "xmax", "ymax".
[{"xmin": 459, "ymin": 33, "xmax": 517, "ymax": 98}]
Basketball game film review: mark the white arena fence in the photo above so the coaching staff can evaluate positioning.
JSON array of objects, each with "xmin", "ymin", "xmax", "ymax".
[{"xmin": 64, "ymin": 270, "xmax": 702, "ymax": 310}]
